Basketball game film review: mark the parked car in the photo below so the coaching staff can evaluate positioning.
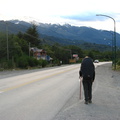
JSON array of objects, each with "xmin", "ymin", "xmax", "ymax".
[{"xmin": 94, "ymin": 60, "xmax": 99, "ymax": 63}]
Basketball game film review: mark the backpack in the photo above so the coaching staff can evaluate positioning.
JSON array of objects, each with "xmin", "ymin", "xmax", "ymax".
[
  {"xmin": 83, "ymin": 73, "xmax": 93, "ymax": 80},
  {"xmin": 81, "ymin": 58, "xmax": 94, "ymax": 80}
]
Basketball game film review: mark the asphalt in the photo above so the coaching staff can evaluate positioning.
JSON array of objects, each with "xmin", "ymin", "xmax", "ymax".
[{"xmin": 53, "ymin": 63, "xmax": 120, "ymax": 120}]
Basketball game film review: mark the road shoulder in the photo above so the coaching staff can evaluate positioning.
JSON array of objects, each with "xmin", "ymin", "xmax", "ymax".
[{"xmin": 53, "ymin": 63, "xmax": 120, "ymax": 120}]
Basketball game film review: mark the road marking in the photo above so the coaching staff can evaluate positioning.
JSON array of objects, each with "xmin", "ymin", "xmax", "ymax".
[{"xmin": 0, "ymin": 66, "xmax": 79, "ymax": 93}]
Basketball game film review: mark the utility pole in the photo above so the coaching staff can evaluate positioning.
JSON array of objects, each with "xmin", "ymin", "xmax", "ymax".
[
  {"xmin": 6, "ymin": 22, "xmax": 9, "ymax": 60},
  {"xmin": 29, "ymin": 42, "xmax": 30, "ymax": 57}
]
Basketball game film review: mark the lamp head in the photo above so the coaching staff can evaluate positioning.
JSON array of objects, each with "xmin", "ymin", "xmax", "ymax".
[{"xmin": 96, "ymin": 14, "xmax": 102, "ymax": 16}]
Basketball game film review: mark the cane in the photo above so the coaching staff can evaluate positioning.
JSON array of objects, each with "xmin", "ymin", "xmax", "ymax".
[{"xmin": 79, "ymin": 77, "xmax": 82, "ymax": 100}]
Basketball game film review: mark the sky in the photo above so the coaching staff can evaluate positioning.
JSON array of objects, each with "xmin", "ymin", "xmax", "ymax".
[{"xmin": 0, "ymin": 0, "xmax": 120, "ymax": 32}]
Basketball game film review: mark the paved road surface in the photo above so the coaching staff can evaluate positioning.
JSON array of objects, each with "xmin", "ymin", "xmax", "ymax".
[
  {"xmin": 0, "ymin": 62, "xmax": 119, "ymax": 120},
  {"xmin": 0, "ymin": 64, "xmax": 79, "ymax": 120}
]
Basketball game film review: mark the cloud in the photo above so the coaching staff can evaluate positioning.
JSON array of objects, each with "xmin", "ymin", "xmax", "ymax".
[
  {"xmin": 61, "ymin": 13, "xmax": 107, "ymax": 22},
  {"xmin": 60, "ymin": 12, "xmax": 120, "ymax": 23},
  {"xmin": 1, "ymin": 0, "xmax": 120, "ymax": 33}
]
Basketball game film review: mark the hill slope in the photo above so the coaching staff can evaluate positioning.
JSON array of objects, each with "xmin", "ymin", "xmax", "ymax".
[{"xmin": 0, "ymin": 20, "xmax": 120, "ymax": 46}]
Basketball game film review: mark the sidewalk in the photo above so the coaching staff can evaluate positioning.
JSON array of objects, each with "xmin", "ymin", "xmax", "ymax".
[{"xmin": 54, "ymin": 63, "xmax": 120, "ymax": 120}]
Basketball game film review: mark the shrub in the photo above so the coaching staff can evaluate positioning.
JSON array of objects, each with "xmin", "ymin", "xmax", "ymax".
[
  {"xmin": 17, "ymin": 56, "xmax": 28, "ymax": 68},
  {"xmin": 39, "ymin": 59, "xmax": 48, "ymax": 67},
  {"xmin": 27, "ymin": 57, "xmax": 37, "ymax": 67},
  {"xmin": 117, "ymin": 59, "xmax": 120, "ymax": 66}
]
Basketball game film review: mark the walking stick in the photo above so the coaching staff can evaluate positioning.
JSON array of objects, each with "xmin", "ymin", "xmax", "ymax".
[{"xmin": 79, "ymin": 77, "xmax": 82, "ymax": 100}]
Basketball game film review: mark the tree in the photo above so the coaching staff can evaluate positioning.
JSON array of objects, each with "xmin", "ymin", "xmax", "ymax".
[
  {"xmin": 0, "ymin": 32, "xmax": 7, "ymax": 59},
  {"xmin": 51, "ymin": 44, "xmax": 70, "ymax": 64},
  {"xmin": 66, "ymin": 45, "xmax": 84, "ymax": 58},
  {"xmin": 8, "ymin": 35, "xmax": 23, "ymax": 59},
  {"xmin": 88, "ymin": 51, "xmax": 94, "ymax": 59},
  {"xmin": 42, "ymin": 44, "xmax": 54, "ymax": 58},
  {"xmin": 24, "ymin": 24, "xmax": 40, "ymax": 47}
]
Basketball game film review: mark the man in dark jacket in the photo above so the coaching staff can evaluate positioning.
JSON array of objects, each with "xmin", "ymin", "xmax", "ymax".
[{"xmin": 79, "ymin": 56, "xmax": 95, "ymax": 104}]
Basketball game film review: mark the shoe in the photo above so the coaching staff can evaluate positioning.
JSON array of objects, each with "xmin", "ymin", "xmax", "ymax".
[
  {"xmin": 88, "ymin": 100, "xmax": 92, "ymax": 103},
  {"xmin": 84, "ymin": 101, "xmax": 88, "ymax": 104}
]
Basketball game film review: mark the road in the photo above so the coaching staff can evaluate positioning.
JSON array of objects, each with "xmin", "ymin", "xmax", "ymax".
[
  {"xmin": 0, "ymin": 62, "xmax": 115, "ymax": 120},
  {"xmin": 0, "ymin": 64, "xmax": 80, "ymax": 120}
]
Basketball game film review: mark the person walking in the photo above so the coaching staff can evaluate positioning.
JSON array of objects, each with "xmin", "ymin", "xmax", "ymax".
[{"xmin": 79, "ymin": 56, "xmax": 95, "ymax": 104}]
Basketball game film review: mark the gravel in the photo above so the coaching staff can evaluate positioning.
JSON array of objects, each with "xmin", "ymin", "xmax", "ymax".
[{"xmin": 53, "ymin": 63, "xmax": 120, "ymax": 120}]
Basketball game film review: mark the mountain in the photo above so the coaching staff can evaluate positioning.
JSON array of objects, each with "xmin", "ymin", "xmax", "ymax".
[
  {"xmin": 37, "ymin": 23, "xmax": 120, "ymax": 46},
  {"xmin": 0, "ymin": 20, "xmax": 29, "ymax": 34},
  {"xmin": 0, "ymin": 20, "xmax": 120, "ymax": 46}
]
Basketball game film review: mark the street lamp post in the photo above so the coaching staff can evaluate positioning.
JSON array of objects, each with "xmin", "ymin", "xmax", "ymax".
[
  {"xmin": 96, "ymin": 14, "xmax": 116, "ymax": 70},
  {"xmin": 103, "ymin": 31, "xmax": 114, "ymax": 65}
]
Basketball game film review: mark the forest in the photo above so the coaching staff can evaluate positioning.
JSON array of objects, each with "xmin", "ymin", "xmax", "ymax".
[{"xmin": 0, "ymin": 24, "xmax": 120, "ymax": 70}]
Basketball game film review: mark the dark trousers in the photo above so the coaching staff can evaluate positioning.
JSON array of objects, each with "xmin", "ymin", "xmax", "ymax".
[{"xmin": 82, "ymin": 80, "xmax": 93, "ymax": 101}]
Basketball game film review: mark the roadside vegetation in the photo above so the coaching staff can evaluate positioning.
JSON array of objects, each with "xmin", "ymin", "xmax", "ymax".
[{"xmin": 0, "ymin": 24, "xmax": 120, "ymax": 70}]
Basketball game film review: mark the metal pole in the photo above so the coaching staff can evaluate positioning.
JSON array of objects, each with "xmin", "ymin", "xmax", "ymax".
[
  {"xmin": 6, "ymin": 22, "xmax": 9, "ymax": 61},
  {"xmin": 103, "ymin": 31, "xmax": 114, "ymax": 65},
  {"xmin": 114, "ymin": 21, "xmax": 116, "ymax": 70},
  {"xmin": 29, "ymin": 42, "xmax": 30, "ymax": 57},
  {"xmin": 96, "ymin": 14, "xmax": 116, "ymax": 70}
]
